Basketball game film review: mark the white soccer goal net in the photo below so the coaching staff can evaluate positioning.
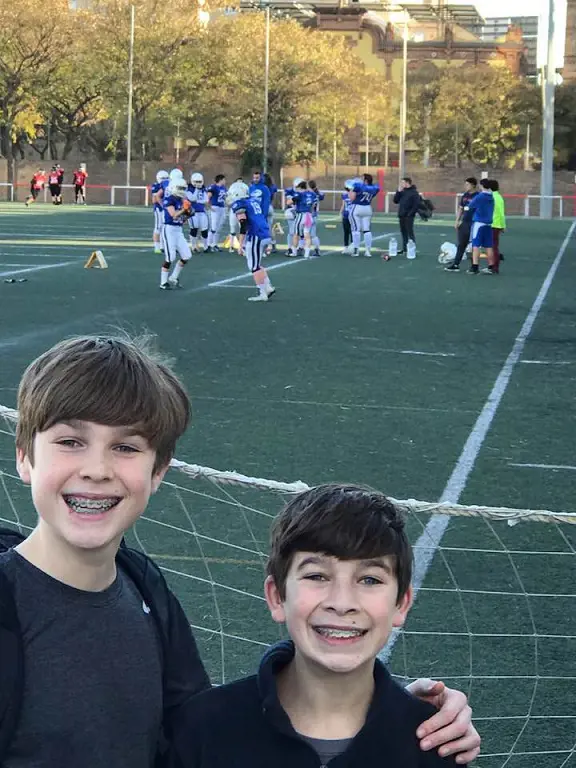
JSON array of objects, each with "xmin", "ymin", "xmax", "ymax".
[{"xmin": 1, "ymin": 404, "xmax": 574, "ymax": 767}]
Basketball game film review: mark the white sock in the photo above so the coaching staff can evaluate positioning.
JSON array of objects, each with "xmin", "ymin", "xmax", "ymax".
[
  {"xmin": 312, "ymin": 236, "xmax": 320, "ymax": 249},
  {"xmin": 170, "ymin": 261, "xmax": 185, "ymax": 282},
  {"xmin": 304, "ymin": 247, "xmax": 310, "ymax": 258},
  {"xmin": 364, "ymin": 232, "xmax": 373, "ymax": 250},
  {"xmin": 352, "ymin": 232, "xmax": 361, "ymax": 249},
  {"xmin": 202, "ymin": 237, "xmax": 208, "ymax": 250},
  {"xmin": 160, "ymin": 268, "xmax": 170, "ymax": 286},
  {"xmin": 287, "ymin": 234, "xmax": 292, "ymax": 250},
  {"xmin": 190, "ymin": 236, "xmax": 197, "ymax": 249}
]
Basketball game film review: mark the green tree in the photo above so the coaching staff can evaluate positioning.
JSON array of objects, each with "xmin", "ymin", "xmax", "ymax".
[
  {"xmin": 429, "ymin": 66, "xmax": 540, "ymax": 169},
  {"xmin": 0, "ymin": 0, "xmax": 70, "ymax": 183}
]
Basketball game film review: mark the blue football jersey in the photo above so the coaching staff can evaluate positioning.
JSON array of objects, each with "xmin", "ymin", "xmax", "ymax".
[
  {"xmin": 151, "ymin": 181, "xmax": 163, "ymax": 211},
  {"xmin": 249, "ymin": 182, "xmax": 271, "ymax": 212},
  {"xmin": 232, "ymin": 197, "xmax": 270, "ymax": 239},
  {"xmin": 208, "ymin": 183, "xmax": 227, "ymax": 207},
  {"xmin": 341, "ymin": 192, "xmax": 352, "ymax": 218},
  {"xmin": 187, "ymin": 185, "xmax": 208, "ymax": 212},
  {"xmin": 292, "ymin": 190, "xmax": 317, "ymax": 213},
  {"xmin": 284, "ymin": 187, "xmax": 296, "ymax": 208},
  {"xmin": 163, "ymin": 195, "xmax": 185, "ymax": 226},
  {"xmin": 352, "ymin": 183, "xmax": 380, "ymax": 206},
  {"xmin": 312, "ymin": 189, "xmax": 325, "ymax": 215}
]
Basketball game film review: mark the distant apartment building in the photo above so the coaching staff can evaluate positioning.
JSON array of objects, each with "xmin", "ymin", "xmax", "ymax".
[{"xmin": 479, "ymin": 16, "xmax": 537, "ymax": 75}]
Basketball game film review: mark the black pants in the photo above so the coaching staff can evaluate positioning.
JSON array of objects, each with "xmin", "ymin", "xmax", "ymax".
[
  {"xmin": 454, "ymin": 220, "xmax": 472, "ymax": 266},
  {"xmin": 398, "ymin": 215, "xmax": 416, "ymax": 251},
  {"xmin": 342, "ymin": 216, "xmax": 351, "ymax": 247}
]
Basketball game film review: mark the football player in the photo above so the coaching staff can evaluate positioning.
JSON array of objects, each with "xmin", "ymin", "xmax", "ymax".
[
  {"xmin": 287, "ymin": 181, "xmax": 317, "ymax": 259},
  {"xmin": 187, "ymin": 172, "xmax": 209, "ymax": 252},
  {"xmin": 47, "ymin": 166, "xmax": 62, "ymax": 206},
  {"xmin": 73, "ymin": 164, "xmax": 88, "ymax": 204},
  {"xmin": 207, "ymin": 174, "xmax": 227, "ymax": 252},
  {"xmin": 159, "ymin": 178, "xmax": 193, "ymax": 290},
  {"xmin": 308, "ymin": 179, "xmax": 324, "ymax": 258},
  {"xmin": 228, "ymin": 181, "xmax": 275, "ymax": 302},
  {"xmin": 151, "ymin": 170, "xmax": 169, "ymax": 253},
  {"xmin": 25, "ymin": 168, "xmax": 46, "ymax": 206},
  {"xmin": 348, "ymin": 172, "xmax": 380, "ymax": 257}
]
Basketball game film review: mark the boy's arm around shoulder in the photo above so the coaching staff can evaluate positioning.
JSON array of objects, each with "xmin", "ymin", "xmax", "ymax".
[{"xmin": 163, "ymin": 589, "xmax": 211, "ymax": 718}]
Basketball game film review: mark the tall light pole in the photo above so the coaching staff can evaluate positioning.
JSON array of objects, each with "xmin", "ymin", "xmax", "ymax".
[
  {"xmin": 364, "ymin": 99, "xmax": 370, "ymax": 171},
  {"xmin": 126, "ymin": 4, "xmax": 135, "ymax": 204},
  {"xmin": 262, "ymin": 2, "xmax": 271, "ymax": 173},
  {"xmin": 540, "ymin": 0, "xmax": 556, "ymax": 219},
  {"xmin": 398, "ymin": 13, "xmax": 408, "ymax": 182}
]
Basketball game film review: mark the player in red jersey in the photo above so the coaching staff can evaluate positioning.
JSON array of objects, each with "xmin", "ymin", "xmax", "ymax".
[
  {"xmin": 25, "ymin": 169, "xmax": 46, "ymax": 207},
  {"xmin": 73, "ymin": 164, "xmax": 88, "ymax": 204}
]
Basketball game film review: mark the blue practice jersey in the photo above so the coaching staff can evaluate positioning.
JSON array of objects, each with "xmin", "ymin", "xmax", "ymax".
[
  {"xmin": 151, "ymin": 181, "xmax": 163, "ymax": 211},
  {"xmin": 291, "ymin": 190, "xmax": 317, "ymax": 213},
  {"xmin": 232, "ymin": 197, "xmax": 270, "ymax": 239},
  {"xmin": 284, "ymin": 187, "xmax": 296, "ymax": 208},
  {"xmin": 249, "ymin": 182, "xmax": 271, "ymax": 212},
  {"xmin": 352, "ymin": 182, "xmax": 380, "ymax": 206},
  {"xmin": 469, "ymin": 191, "xmax": 494, "ymax": 224},
  {"xmin": 187, "ymin": 185, "xmax": 208, "ymax": 212},
  {"xmin": 341, "ymin": 192, "xmax": 352, "ymax": 218},
  {"xmin": 163, "ymin": 195, "xmax": 185, "ymax": 226},
  {"xmin": 208, "ymin": 183, "xmax": 227, "ymax": 208},
  {"xmin": 312, "ymin": 189, "xmax": 325, "ymax": 215}
]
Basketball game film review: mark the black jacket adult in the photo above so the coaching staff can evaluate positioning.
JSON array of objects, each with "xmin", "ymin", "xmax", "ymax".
[
  {"xmin": 394, "ymin": 186, "xmax": 421, "ymax": 218},
  {"xmin": 170, "ymin": 640, "xmax": 457, "ymax": 768},
  {"xmin": 0, "ymin": 529, "xmax": 211, "ymax": 766}
]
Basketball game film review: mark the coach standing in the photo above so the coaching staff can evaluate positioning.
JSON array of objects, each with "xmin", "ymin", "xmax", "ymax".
[{"xmin": 393, "ymin": 177, "xmax": 420, "ymax": 255}]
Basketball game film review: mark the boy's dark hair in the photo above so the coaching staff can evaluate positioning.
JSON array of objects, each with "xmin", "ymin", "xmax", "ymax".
[
  {"xmin": 215, "ymin": 174, "xmax": 225, "ymax": 183},
  {"xmin": 465, "ymin": 177, "xmax": 478, "ymax": 186},
  {"xmin": 267, "ymin": 483, "xmax": 412, "ymax": 602},
  {"xmin": 363, "ymin": 173, "xmax": 373, "ymax": 185},
  {"xmin": 488, "ymin": 179, "xmax": 499, "ymax": 191},
  {"xmin": 16, "ymin": 334, "xmax": 190, "ymax": 474},
  {"xmin": 263, "ymin": 173, "xmax": 274, "ymax": 188},
  {"xmin": 308, "ymin": 179, "xmax": 318, "ymax": 190},
  {"xmin": 402, "ymin": 177, "xmax": 412, "ymax": 186},
  {"xmin": 480, "ymin": 178, "xmax": 491, "ymax": 190}
]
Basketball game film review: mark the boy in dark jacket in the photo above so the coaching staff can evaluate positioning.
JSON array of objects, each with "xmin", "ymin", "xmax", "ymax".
[
  {"xmin": 170, "ymin": 484, "xmax": 480, "ymax": 768},
  {"xmin": 0, "ymin": 334, "xmax": 210, "ymax": 767},
  {"xmin": 393, "ymin": 177, "xmax": 421, "ymax": 254}
]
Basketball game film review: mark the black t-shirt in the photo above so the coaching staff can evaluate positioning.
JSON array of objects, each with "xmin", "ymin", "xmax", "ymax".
[
  {"xmin": 460, "ymin": 190, "xmax": 478, "ymax": 224},
  {"xmin": 0, "ymin": 550, "xmax": 163, "ymax": 768}
]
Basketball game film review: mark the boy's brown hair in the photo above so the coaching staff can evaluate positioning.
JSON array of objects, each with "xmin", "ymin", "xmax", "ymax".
[
  {"xmin": 16, "ymin": 334, "xmax": 190, "ymax": 474},
  {"xmin": 267, "ymin": 483, "xmax": 412, "ymax": 602}
]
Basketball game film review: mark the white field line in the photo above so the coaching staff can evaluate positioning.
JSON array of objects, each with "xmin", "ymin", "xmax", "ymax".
[
  {"xmin": 380, "ymin": 219, "xmax": 576, "ymax": 662},
  {"xmin": 0, "ymin": 262, "xmax": 73, "ymax": 278},
  {"xmin": 509, "ymin": 463, "xmax": 576, "ymax": 471},
  {"xmin": 206, "ymin": 232, "xmax": 396, "ymax": 290}
]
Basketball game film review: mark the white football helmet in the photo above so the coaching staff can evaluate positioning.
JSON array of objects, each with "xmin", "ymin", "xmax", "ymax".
[
  {"xmin": 344, "ymin": 179, "xmax": 355, "ymax": 190},
  {"xmin": 156, "ymin": 169, "xmax": 169, "ymax": 183},
  {"xmin": 190, "ymin": 172, "xmax": 204, "ymax": 188},
  {"xmin": 438, "ymin": 241, "xmax": 458, "ymax": 265},
  {"xmin": 226, "ymin": 181, "xmax": 249, "ymax": 206},
  {"xmin": 168, "ymin": 180, "xmax": 187, "ymax": 199},
  {"xmin": 351, "ymin": 177, "xmax": 362, "ymax": 187},
  {"xmin": 293, "ymin": 177, "xmax": 305, "ymax": 188},
  {"xmin": 169, "ymin": 168, "xmax": 184, "ymax": 183}
]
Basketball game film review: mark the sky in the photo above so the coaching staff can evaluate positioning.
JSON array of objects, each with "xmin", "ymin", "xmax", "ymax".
[
  {"xmin": 472, "ymin": 0, "xmax": 541, "ymax": 17},
  {"xmin": 402, "ymin": 0, "xmax": 542, "ymax": 18}
]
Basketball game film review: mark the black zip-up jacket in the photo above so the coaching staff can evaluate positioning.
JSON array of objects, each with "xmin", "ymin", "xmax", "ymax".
[
  {"xmin": 393, "ymin": 186, "xmax": 421, "ymax": 218},
  {"xmin": 0, "ymin": 530, "xmax": 211, "ymax": 766},
  {"xmin": 170, "ymin": 640, "xmax": 457, "ymax": 768}
]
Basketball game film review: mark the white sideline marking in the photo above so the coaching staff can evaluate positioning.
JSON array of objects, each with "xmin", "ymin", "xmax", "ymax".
[
  {"xmin": 400, "ymin": 350, "xmax": 457, "ymax": 358},
  {"xmin": 381, "ymin": 219, "xmax": 576, "ymax": 662},
  {"xmin": 206, "ymin": 232, "xmax": 396, "ymax": 290},
  {"xmin": 509, "ymin": 463, "xmax": 576, "ymax": 472},
  {"xmin": 0, "ymin": 262, "xmax": 72, "ymax": 278},
  {"xmin": 520, "ymin": 359, "xmax": 573, "ymax": 366}
]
